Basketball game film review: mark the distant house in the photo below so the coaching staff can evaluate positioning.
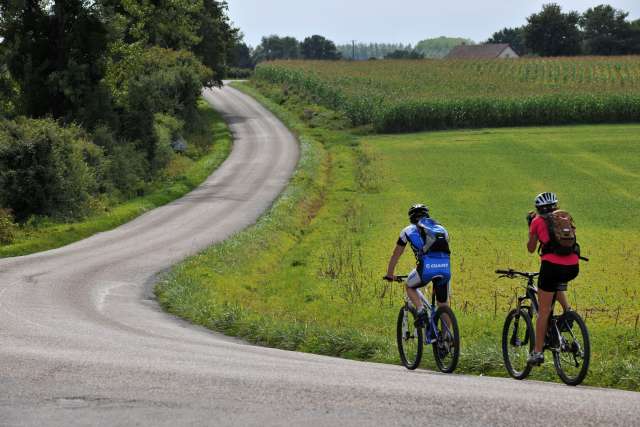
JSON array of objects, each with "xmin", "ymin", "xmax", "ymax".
[{"xmin": 445, "ymin": 44, "xmax": 519, "ymax": 59}]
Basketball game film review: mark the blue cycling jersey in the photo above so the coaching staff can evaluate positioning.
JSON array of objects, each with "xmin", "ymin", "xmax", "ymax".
[
  {"xmin": 399, "ymin": 218, "xmax": 450, "ymax": 258},
  {"xmin": 398, "ymin": 217, "xmax": 451, "ymax": 284}
]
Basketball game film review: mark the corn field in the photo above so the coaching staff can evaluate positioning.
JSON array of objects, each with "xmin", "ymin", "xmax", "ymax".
[{"xmin": 254, "ymin": 57, "xmax": 640, "ymax": 132}]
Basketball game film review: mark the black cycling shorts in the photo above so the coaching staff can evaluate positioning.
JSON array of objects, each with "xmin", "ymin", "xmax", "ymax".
[
  {"xmin": 538, "ymin": 261, "xmax": 579, "ymax": 293},
  {"xmin": 433, "ymin": 277, "xmax": 449, "ymax": 303}
]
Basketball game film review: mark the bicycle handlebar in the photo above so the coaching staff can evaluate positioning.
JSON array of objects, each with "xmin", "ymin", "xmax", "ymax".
[
  {"xmin": 495, "ymin": 269, "xmax": 539, "ymax": 279},
  {"xmin": 382, "ymin": 275, "xmax": 408, "ymax": 283}
]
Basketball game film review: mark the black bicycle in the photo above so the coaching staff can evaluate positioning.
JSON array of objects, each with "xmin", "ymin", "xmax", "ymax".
[
  {"xmin": 496, "ymin": 269, "xmax": 590, "ymax": 386},
  {"xmin": 390, "ymin": 276, "xmax": 460, "ymax": 373}
]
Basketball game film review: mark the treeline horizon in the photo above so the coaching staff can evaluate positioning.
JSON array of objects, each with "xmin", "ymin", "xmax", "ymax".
[
  {"xmin": 488, "ymin": 3, "xmax": 640, "ymax": 56},
  {"xmin": 247, "ymin": 3, "xmax": 640, "ymax": 62},
  {"xmin": 247, "ymin": 35, "xmax": 474, "ymax": 62},
  {"xmin": 336, "ymin": 38, "xmax": 476, "ymax": 60}
]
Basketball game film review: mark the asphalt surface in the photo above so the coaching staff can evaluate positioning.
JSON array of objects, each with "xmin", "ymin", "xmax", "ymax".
[{"xmin": 1, "ymin": 85, "xmax": 638, "ymax": 426}]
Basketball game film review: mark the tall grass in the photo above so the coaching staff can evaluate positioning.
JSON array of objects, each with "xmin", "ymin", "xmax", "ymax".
[{"xmin": 254, "ymin": 57, "xmax": 640, "ymax": 132}]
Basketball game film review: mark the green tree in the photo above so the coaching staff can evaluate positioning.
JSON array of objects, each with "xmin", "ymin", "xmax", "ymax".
[
  {"xmin": 101, "ymin": 0, "xmax": 236, "ymax": 83},
  {"xmin": 383, "ymin": 49, "xmax": 424, "ymax": 59},
  {"xmin": 100, "ymin": 0, "xmax": 203, "ymax": 50},
  {"xmin": 1, "ymin": 0, "xmax": 110, "ymax": 124},
  {"xmin": 0, "ymin": 0, "xmax": 48, "ymax": 116},
  {"xmin": 193, "ymin": 0, "xmax": 238, "ymax": 84},
  {"xmin": 415, "ymin": 37, "xmax": 475, "ymax": 58},
  {"xmin": 253, "ymin": 35, "xmax": 300, "ymax": 62},
  {"xmin": 0, "ymin": 0, "xmax": 240, "ymax": 219},
  {"xmin": 300, "ymin": 35, "xmax": 341, "ymax": 60},
  {"xmin": 336, "ymin": 43, "xmax": 415, "ymax": 60},
  {"xmin": 0, "ymin": 45, "xmax": 19, "ymax": 118},
  {"xmin": 487, "ymin": 27, "xmax": 528, "ymax": 55},
  {"xmin": 581, "ymin": 4, "xmax": 634, "ymax": 55},
  {"xmin": 524, "ymin": 3, "xmax": 582, "ymax": 56},
  {"xmin": 630, "ymin": 20, "xmax": 640, "ymax": 54},
  {"xmin": 229, "ymin": 40, "xmax": 254, "ymax": 68}
]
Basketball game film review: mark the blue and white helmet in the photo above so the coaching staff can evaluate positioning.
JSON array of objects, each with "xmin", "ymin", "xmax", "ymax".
[{"xmin": 534, "ymin": 192, "xmax": 558, "ymax": 208}]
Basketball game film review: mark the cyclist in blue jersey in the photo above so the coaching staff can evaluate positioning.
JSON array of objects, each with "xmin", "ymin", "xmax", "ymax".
[{"xmin": 384, "ymin": 204, "xmax": 452, "ymax": 328}]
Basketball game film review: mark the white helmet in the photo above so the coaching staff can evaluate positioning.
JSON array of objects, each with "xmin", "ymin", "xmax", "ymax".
[{"xmin": 534, "ymin": 192, "xmax": 558, "ymax": 208}]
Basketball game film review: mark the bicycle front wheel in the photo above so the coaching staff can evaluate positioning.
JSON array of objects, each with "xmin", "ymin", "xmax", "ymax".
[
  {"xmin": 432, "ymin": 306, "xmax": 460, "ymax": 373},
  {"xmin": 553, "ymin": 311, "xmax": 590, "ymax": 386},
  {"xmin": 502, "ymin": 308, "xmax": 534, "ymax": 380},
  {"xmin": 396, "ymin": 306, "xmax": 423, "ymax": 370}
]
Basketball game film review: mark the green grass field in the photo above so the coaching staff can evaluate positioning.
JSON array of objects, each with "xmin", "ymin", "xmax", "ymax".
[
  {"xmin": 255, "ymin": 58, "xmax": 640, "ymax": 131},
  {"xmin": 0, "ymin": 99, "xmax": 232, "ymax": 258},
  {"xmin": 157, "ymin": 82, "xmax": 640, "ymax": 390}
]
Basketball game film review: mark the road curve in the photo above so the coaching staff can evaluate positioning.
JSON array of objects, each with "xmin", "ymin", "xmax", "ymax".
[{"xmin": 1, "ymin": 85, "xmax": 638, "ymax": 426}]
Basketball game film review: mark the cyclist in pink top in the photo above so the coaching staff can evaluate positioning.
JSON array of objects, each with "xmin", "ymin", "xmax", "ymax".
[{"xmin": 526, "ymin": 192, "xmax": 579, "ymax": 366}]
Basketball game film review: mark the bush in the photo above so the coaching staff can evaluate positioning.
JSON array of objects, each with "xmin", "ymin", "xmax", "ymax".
[
  {"xmin": 89, "ymin": 126, "xmax": 148, "ymax": 197},
  {"xmin": 0, "ymin": 208, "xmax": 17, "ymax": 244},
  {"xmin": 0, "ymin": 118, "xmax": 99, "ymax": 221},
  {"xmin": 105, "ymin": 44, "xmax": 213, "ymax": 175},
  {"xmin": 106, "ymin": 44, "xmax": 212, "ymax": 166},
  {"xmin": 101, "ymin": 143, "xmax": 149, "ymax": 198},
  {"xmin": 152, "ymin": 113, "xmax": 183, "ymax": 172},
  {"xmin": 226, "ymin": 67, "xmax": 253, "ymax": 79}
]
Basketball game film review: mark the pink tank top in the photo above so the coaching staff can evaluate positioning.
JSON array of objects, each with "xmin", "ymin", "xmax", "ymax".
[{"xmin": 530, "ymin": 216, "xmax": 579, "ymax": 266}]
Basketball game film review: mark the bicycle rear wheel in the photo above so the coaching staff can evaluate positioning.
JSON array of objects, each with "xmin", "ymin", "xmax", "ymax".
[
  {"xmin": 396, "ymin": 306, "xmax": 423, "ymax": 370},
  {"xmin": 552, "ymin": 311, "xmax": 590, "ymax": 386},
  {"xmin": 432, "ymin": 306, "xmax": 460, "ymax": 373},
  {"xmin": 502, "ymin": 308, "xmax": 534, "ymax": 380}
]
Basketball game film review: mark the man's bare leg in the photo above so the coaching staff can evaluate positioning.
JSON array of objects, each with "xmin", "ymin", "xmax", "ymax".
[{"xmin": 406, "ymin": 286, "xmax": 424, "ymax": 311}]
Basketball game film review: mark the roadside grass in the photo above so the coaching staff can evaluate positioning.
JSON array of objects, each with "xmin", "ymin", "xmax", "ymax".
[
  {"xmin": 157, "ymin": 81, "xmax": 640, "ymax": 391},
  {"xmin": 0, "ymin": 99, "xmax": 232, "ymax": 258}
]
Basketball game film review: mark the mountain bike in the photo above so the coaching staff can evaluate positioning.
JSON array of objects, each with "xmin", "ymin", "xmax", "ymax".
[
  {"xmin": 496, "ymin": 269, "xmax": 590, "ymax": 386},
  {"xmin": 390, "ymin": 276, "xmax": 460, "ymax": 373}
]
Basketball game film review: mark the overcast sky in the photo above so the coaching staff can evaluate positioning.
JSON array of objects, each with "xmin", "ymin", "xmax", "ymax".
[{"xmin": 226, "ymin": 0, "xmax": 639, "ymax": 47}]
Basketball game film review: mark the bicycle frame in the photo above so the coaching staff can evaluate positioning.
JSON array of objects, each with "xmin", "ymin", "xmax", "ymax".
[
  {"xmin": 405, "ymin": 284, "xmax": 449, "ymax": 344},
  {"xmin": 516, "ymin": 275, "xmax": 539, "ymax": 316},
  {"xmin": 501, "ymin": 270, "xmax": 574, "ymax": 353}
]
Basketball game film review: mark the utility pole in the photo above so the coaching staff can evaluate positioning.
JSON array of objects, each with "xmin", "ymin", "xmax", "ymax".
[{"xmin": 352, "ymin": 40, "xmax": 356, "ymax": 60}]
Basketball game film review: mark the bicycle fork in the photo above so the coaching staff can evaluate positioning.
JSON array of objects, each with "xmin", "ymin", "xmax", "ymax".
[
  {"xmin": 511, "ymin": 298, "xmax": 531, "ymax": 347},
  {"xmin": 401, "ymin": 305, "xmax": 416, "ymax": 341}
]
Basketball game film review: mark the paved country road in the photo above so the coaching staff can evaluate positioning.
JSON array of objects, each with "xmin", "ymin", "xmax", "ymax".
[{"xmin": 1, "ymin": 86, "xmax": 638, "ymax": 427}]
